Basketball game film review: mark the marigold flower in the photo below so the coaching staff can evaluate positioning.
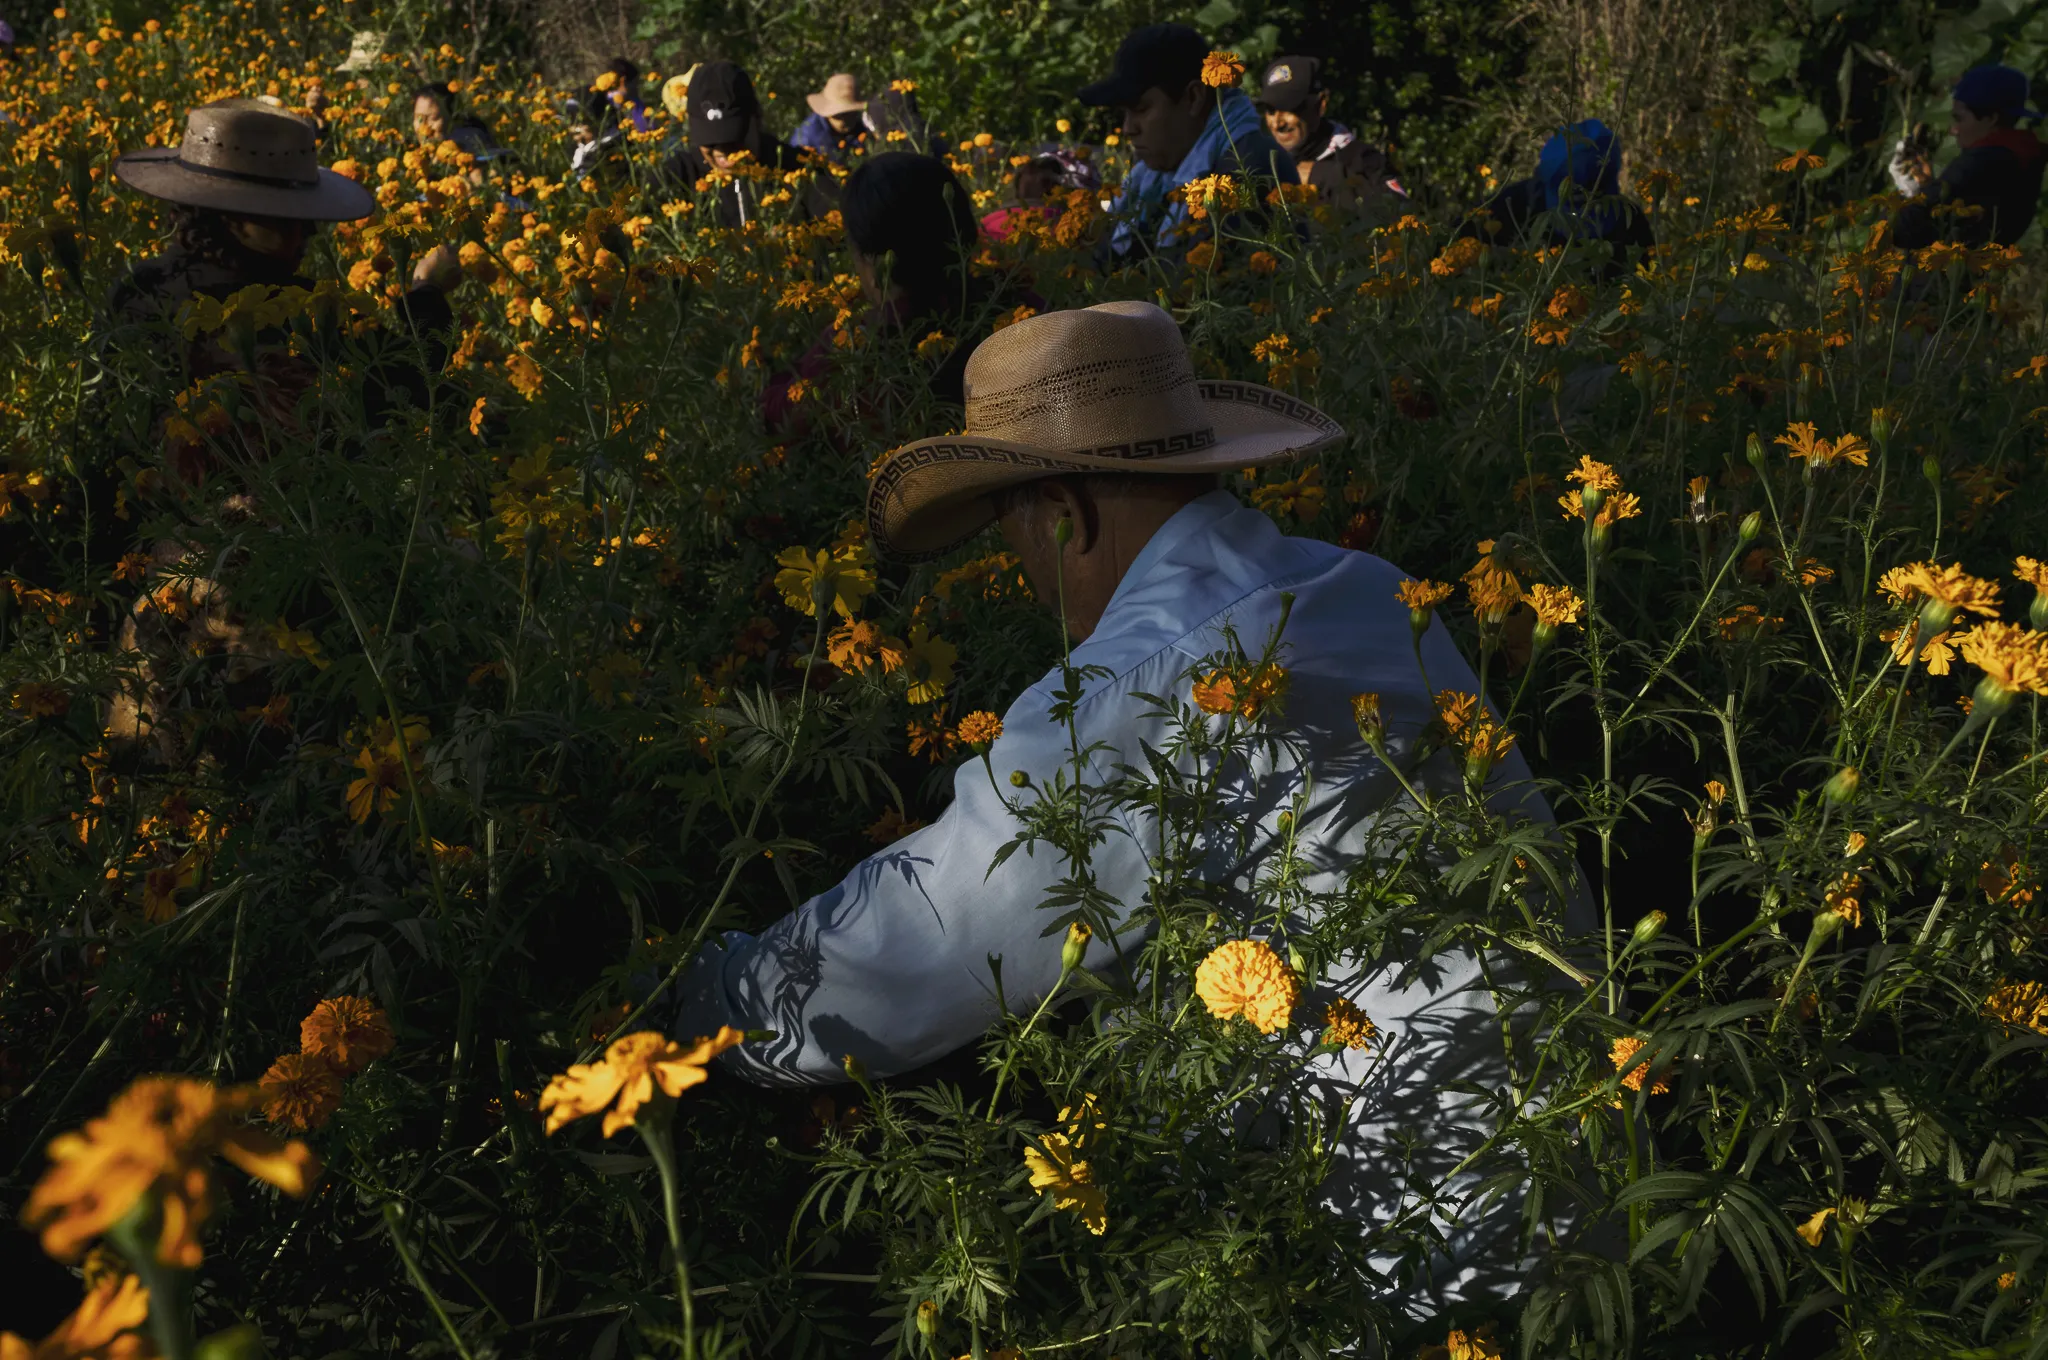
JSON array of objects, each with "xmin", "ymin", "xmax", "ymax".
[
  {"xmin": 1191, "ymin": 662, "xmax": 1287, "ymax": 720},
  {"xmin": 774, "ymin": 545, "xmax": 877, "ymax": 621},
  {"xmin": 1023, "ymin": 1130, "xmax": 1107, "ymax": 1234},
  {"xmin": 540, "ymin": 1028, "xmax": 745, "ymax": 1138},
  {"xmin": 0, "ymin": 1271, "xmax": 151, "ymax": 1360},
  {"xmin": 1609, "ymin": 1035, "xmax": 1669, "ymax": 1094},
  {"xmin": 1395, "ymin": 578, "xmax": 1454, "ymax": 614},
  {"xmin": 1957, "ymin": 621, "xmax": 2048, "ymax": 701},
  {"xmin": 1822, "ymin": 872, "xmax": 1863, "ymax": 928},
  {"xmin": 1794, "ymin": 1206, "xmax": 1835, "ymax": 1246},
  {"xmin": 902, "ymin": 624, "xmax": 958, "ymax": 705},
  {"xmin": 10, "ymin": 681, "xmax": 70, "ymax": 718},
  {"xmin": 1526, "ymin": 582, "xmax": 1585, "ymax": 629},
  {"xmin": 259, "ymin": 1053, "xmax": 343, "ymax": 1132},
  {"xmin": 2016, "ymin": 556, "xmax": 2048, "ymax": 593},
  {"xmin": 1773, "ymin": 421, "xmax": 1869, "ymax": 468},
  {"xmin": 300, "ymin": 996, "xmax": 395, "ymax": 1074},
  {"xmin": 1247, "ymin": 249, "xmax": 1278, "ymax": 274},
  {"xmin": 1200, "ymin": 50, "xmax": 1245, "ymax": 87},
  {"xmin": 23, "ymin": 1076, "xmax": 317, "ymax": 1266},
  {"xmin": 1985, "ymin": 980, "xmax": 2048, "ymax": 1035},
  {"xmin": 1420, "ymin": 1325, "xmax": 1502, "ymax": 1360},
  {"xmin": 1195, "ymin": 939, "xmax": 1298, "ymax": 1034},
  {"xmin": 866, "ymin": 806, "xmax": 925, "ymax": 843},
  {"xmin": 1349, "ymin": 692, "xmax": 1384, "ymax": 746},
  {"xmin": 956, "ymin": 710, "xmax": 1003, "ymax": 747},
  {"xmin": 504, "ymin": 352, "xmax": 543, "ymax": 399},
  {"xmin": 827, "ymin": 619, "xmax": 906, "ymax": 676},
  {"xmin": 1979, "ymin": 847, "xmax": 2035, "ymax": 909},
  {"xmin": 1179, "ymin": 173, "xmax": 1243, "ymax": 220},
  {"xmin": 1321, "ymin": 998, "xmax": 1378, "ymax": 1051},
  {"xmin": 1887, "ymin": 561, "xmax": 2001, "ymax": 624}
]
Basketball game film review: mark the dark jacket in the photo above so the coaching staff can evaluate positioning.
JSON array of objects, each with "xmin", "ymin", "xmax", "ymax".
[
  {"xmin": 657, "ymin": 141, "xmax": 821, "ymax": 228},
  {"xmin": 1893, "ymin": 129, "xmax": 2046, "ymax": 250},
  {"xmin": 1458, "ymin": 176, "xmax": 1654, "ymax": 280},
  {"xmin": 1293, "ymin": 120, "xmax": 1403, "ymax": 214}
]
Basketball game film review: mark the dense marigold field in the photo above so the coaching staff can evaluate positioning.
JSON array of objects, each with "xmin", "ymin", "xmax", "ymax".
[{"xmin": 4, "ymin": 2, "xmax": 2048, "ymax": 1358}]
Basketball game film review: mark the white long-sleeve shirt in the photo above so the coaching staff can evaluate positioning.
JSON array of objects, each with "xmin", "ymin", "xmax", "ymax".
[{"xmin": 673, "ymin": 490, "xmax": 1588, "ymax": 1306}]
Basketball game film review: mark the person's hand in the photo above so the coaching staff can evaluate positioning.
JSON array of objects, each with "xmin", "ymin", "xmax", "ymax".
[
  {"xmin": 1887, "ymin": 138, "xmax": 1932, "ymax": 198},
  {"xmin": 412, "ymin": 243, "xmax": 461, "ymax": 292}
]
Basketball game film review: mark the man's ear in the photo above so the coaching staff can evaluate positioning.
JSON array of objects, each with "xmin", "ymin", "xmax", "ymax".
[
  {"xmin": 1035, "ymin": 477, "xmax": 1098, "ymax": 555},
  {"xmin": 1181, "ymin": 80, "xmax": 1210, "ymax": 120},
  {"xmin": 1313, "ymin": 90, "xmax": 1329, "ymax": 121}
]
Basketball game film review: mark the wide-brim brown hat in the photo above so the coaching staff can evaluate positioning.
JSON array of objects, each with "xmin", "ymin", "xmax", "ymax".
[
  {"xmin": 866, "ymin": 300, "xmax": 1344, "ymax": 562},
  {"xmin": 806, "ymin": 72, "xmax": 867, "ymax": 118},
  {"xmin": 115, "ymin": 100, "xmax": 375, "ymax": 222}
]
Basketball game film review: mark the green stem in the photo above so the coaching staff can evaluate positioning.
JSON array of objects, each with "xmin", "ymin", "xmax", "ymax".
[
  {"xmin": 382, "ymin": 1203, "xmax": 476, "ymax": 1360},
  {"xmin": 640, "ymin": 1109, "xmax": 697, "ymax": 1359}
]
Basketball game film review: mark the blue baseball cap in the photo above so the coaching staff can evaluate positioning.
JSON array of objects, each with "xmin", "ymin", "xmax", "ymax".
[{"xmin": 1953, "ymin": 65, "xmax": 2040, "ymax": 120}]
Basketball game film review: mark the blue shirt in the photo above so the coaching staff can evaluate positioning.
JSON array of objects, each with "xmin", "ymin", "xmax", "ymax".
[
  {"xmin": 674, "ymin": 491, "xmax": 1582, "ymax": 1306},
  {"xmin": 1107, "ymin": 89, "xmax": 1287, "ymax": 259}
]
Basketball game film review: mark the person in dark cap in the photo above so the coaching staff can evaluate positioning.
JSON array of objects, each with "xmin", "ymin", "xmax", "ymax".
[
  {"xmin": 1890, "ymin": 64, "xmax": 2045, "ymax": 250},
  {"xmin": 1078, "ymin": 22, "xmax": 1287, "ymax": 262},
  {"xmin": 655, "ymin": 60, "xmax": 812, "ymax": 227},
  {"xmin": 1255, "ymin": 55, "xmax": 1404, "ymax": 215},
  {"xmin": 1456, "ymin": 118, "xmax": 1652, "ymax": 280}
]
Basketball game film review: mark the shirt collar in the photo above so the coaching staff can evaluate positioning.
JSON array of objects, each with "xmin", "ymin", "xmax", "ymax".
[{"xmin": 1098, "ymin": 488, "xmax": 1240, "ymax": 619}]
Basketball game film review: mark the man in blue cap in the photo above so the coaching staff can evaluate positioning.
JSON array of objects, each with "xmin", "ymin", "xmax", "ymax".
[
  {"xmin": 1078, "ymin": 22, "xmax": 1288, "ymax": 263},
  {"xmin": 1891, "ymin": 64, "xmax": 2045, "ymax": 250},
  {"xmin": 1456, "ymin": 119, "xmax": 1653, "ymax": 280}
]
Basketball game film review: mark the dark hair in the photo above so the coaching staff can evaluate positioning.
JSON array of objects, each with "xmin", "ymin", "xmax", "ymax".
[
  {"xmin": 1960, "ymin": 100, "xmax": 2019, "ymax": 127},
  {"xmin": 841, "ymin": 152, "xmax": 978, "ymax": 315},
  {"xmin": 411, "ymin": 81, "xmax": 456, "ymax": 112},
  {"xmin": 606, "ymin": 56, "xmax": 641, "ymax": 87}
]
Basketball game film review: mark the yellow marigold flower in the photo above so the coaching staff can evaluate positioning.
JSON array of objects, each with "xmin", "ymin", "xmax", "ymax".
[
  {"xmin": 1609, "ymin": 1035, "xmax": 1669, "ymax": 1094},
  {"xmin": 827, "ymin": 619, "xmax": 906, "ymax": 675},
  {"xmin": 1893, "ymin": 561, "xmax": 2001, "ymax": 621},
  {"xmin": 774, "ymin": 545, "xmax": 877, "ymax": 620},
  {"xmin": 1705, "ymin": 779, "xmax": 1728, "ymax": 805},
  {"xmin": 1190, "ymin": 662, "xmax": 1288, "ymax": 720},
  {"xmin": 23, "ymin": 1076, "xmax": 317, "ymax": 1266},
  {"xmin": 1186, "ymin": 240, "xmax": 1216, "ymax": 270},
  {"xmin": 1883, "ymin": 624, "xmax": 1954, "ymax": 674},
  {"xmin": 11, "ymin": 681, "xmax": 70, "ymax": 718},
  {"xmin": 1247, "ymin": 249, "xmax": 1278, "ymax": 274},
  {"xmin": 1957, "ymin": 621, "xmax": 2048, "ymax": 699},
  {"xmin": 1023, "ymin": 1130, "xmax": 1107, "ymax": 1234},
  {"xmin": 529, "ymin": 296, "xmax": 556, "ymax": 328},
  {"xmin": 915, "ymin": 330, "xmax": 952, "ymax": 361},
  {"xmin": 1565, "ymin": 455, "xmax": 1622, "ymax": 492},
  {"xmin": 1795, "ymin": 1206, "xmax": 1835, "ymax": 1246},
  {"xmin": 2016, "ymin": 556, "xmax": 2048, "ymax": 592},
  {"xmin": 1463, "ymin": 560, "xmax": 1523, "ymax": 626},
  {"xmin": 890, "ymin": 78, "xmax": 918, "ymax": 93},
  {"xmin": 300, "ymin": 996, "xmax": 395, "ymax": 1074},
  {"xmin": 1195, "ymin": 939, "xmax": 1298, "ymax": 1034},
  {"xmin": 0, "ymin": 1272, "xmax": 151, "ymax": 1360},
  {"xmin": 592, "ymin": 71, "xmax": 619, "ymax": 93},
  {"xmin": 541, "ymin": 1027, "xmax": 745, "ymax": 1137},
  {"xmin": 1395, "ymin": 579, "xmax": 1454, "ymax": 613},
  {"xmin": 1200, "ymin": 50, "xmax": 1245, "ymax": 88},
  {"xmin": 1526, "ymin": 582, "xmax": 1585, "ymax": 629},
  {"xmin": 1321, "ymin": 998, "xmax": 1378, "ymax": 1050},
  {"xmin": 504, "ymin": 352, "xmax": 543, "ymax": 399},
  {"xmin": 1985, "ymin": 980, "xmax": 2048, "ymax": 1035},
  {"xmin": 955, "ymin": 710, "xmax": 1003, "ymax": 747},
  {"xmin": 268, "ymin": 620, "xmax": 328, "ymax": 669},
  {"xmin": 259, "ymin": 1053, "xmax": 343, "ymax": 1132},
  {"xmin": 903, "ymin": 624, "xmax": 958, "ymax": 705},
  {"xmin": 1773, "ymin": 421, "xmax": 1870, "ymax": 468},
  {"xmin": 1420, "ymin": 1325, "xmax": 1503, "ymax": 1360},
  {"xmin": 1350, "ymin": 692, "xmax": 1384, "ymax": 745},
  {"xmin": 1999, "ymin": 1271, "xmax": 2019, "ymax": 1290},
  {"xmin": 1179, "ymin": 172, "xmax": 1243, "ymax": 220},
  {"xmin": 1823, "ymin": 872, "xmax": 1863, "ymax": 928}
]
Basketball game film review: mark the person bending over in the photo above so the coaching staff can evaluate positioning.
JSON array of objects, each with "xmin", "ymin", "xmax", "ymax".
[{"xmin": 1890, "ymin": 64, "xmax": 2045, "ymax": 251}]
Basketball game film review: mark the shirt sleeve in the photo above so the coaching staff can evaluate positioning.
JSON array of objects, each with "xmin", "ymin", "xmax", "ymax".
[{"xmin": 669, "ymin": 681, "xmax": 1147, "ymax": 1086}]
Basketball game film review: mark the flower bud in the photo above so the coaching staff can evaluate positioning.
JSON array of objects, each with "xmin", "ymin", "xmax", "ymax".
[
  {"xmin": 842, "ymin": 1053, "xmax": 869, "ymax": 1084},
  {"xmin": 1061, "ymin": 921, "xmax": 1092, "ymax": 973},
  {"xmin": 1580, "ymin": 482, "xmax": 1606, "ymax": 518},
  {"xmin": 1808, "ymin": 909, "xmax": 1845, "ymax": 945},
  {"xmin": 1970, "ymin": 673, "xmax": 2018, "ymax": 721},
  {"xmin": 1917, "ymin": 598, "xmax": 1955, "ymax": 637},
  {"xmin": 1009, "ymin": 769, "xmax": 1029, "ymax": 788},
  {"xmin": 1591, "ymin": 518, "xmax": 1612, "ymax": 555},
  {"xmin": 1745, "ymin": 432, "xmax": 1768, "ymax": 473},
  {"xmin": 1738, "ymin": 510, "xmax": 1762, "ymax": 544},
  {"xmin": 1821, "ymin": 766, "xmax": 1860, "ymax": 804},
  {"xmin": 2032, "ymin": 590, "xmax": 2048, "ymax": 633},
  {"xmin": 1922, "ymin": 454, "xmax": 1942, "ymax": 490},
  {"xmin": 1408, "ymin": 608, "xmax": 1431, "ymax": 641},
  {"xmin": 1350, "ymin": 692, "xmax": 1384, "ymax": 749},
  {"xmin": 1054, "ymin": 515, "xmax": 1073, "ymax": 546},
  {"xmin": 915, "ymin": 1300, "xmax": 939, "ymax": 1338},
  {"xmin": 1631, "ymin": 910, "xmax": 1668, "ymax": 947},
  {"xmin": 1869, "ymin": 408, "xmax": 1891, "ymax": 448},
  {"xmin": 1532, "ymin": 620, "xmax": 1558, "ymax": 655}
]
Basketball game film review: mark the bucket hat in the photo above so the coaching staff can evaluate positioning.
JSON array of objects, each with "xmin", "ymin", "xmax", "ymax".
[
  {"xmin": 114, "ymin": 100, "xmax": 375, "ymax": 221},
  {"xmin": 866, "ymin": 301, "xmax": 1343, "ymax": 561},
  {"xmin": 807, "ymin": 72, "xmax": 867, "ymax": 118}
]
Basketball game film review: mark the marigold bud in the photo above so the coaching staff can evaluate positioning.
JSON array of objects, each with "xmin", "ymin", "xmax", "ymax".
[
  {"xmin": 842, "ymin": 1053, "xmax": 869, "ymax": 1084},
  {"xmin": 1061, "ymin": 921, "xmax": 1092, "ymax": 973},
  {"xmin": 1054, "ymin": 515, "xmax": 1073, "ymax": 546},
  {"xmin": 1808, "ymin": 908, "xmax": 1845, "ymax": 945},
  {"xmin": 1738, "ymin": 510, "xmax": 1763, "ymax": 544},
  {"xmin": 1869, "ymin": 408, "xmax": 1891, "ymax": 447},
  {"xmin": 1631, "ymin": 910, "xmax": 1668, "ymax": 947},
  {"xmin": 1970, "ymin": 673, "xmax": 2018, "ymax": 720},
  {"xmin": 1745, "ymin": 432, "xmax": 1767, "ymax": 473},
  {"xmin": 1822, "ymin": 766, "xmax": 1860, "ymax": 804},
  {"xmin": 915, "ymin": 1300, "xmax": 939, "ymax": 1337},
  {"xmin": 1009, "ymin": 769, "xmax": 1029, "ymax": 788},
  {"xmin": 2032, "ymin": 592, "xmax": 2048, "ymax": 632},
  {"xmin": 1580, "ymin": 482, "xmax": 1606, "ymax": 518},
  {"xmin": 1922, "ymin": 454, "xmax": 1942, "ymax": 489}
]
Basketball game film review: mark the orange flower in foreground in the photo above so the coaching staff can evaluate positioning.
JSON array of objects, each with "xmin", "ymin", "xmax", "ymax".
[
  {"xmin": 540, "ymin": 1028, "xmax": 745, "ymax": 1137},
  {"xmin": 955, "ymin": 710, "xmax": 1003, "ymax": 747},
  {"xmin": 1609, "ymin": 1036, "xmax": 1670, "ymax": 1095},
  {"xmin": 23, "ymin": 1076, "xmax": 317, "ymax": 1266},
  {"xmin": 1192, "ymin": 663, "xmax": 1288, "ymax": 720},
  {"xmin": 300, "ymin": 996, "xmax": 395, "ymax": 1074},
  {"xmin": 259, "ymin": 1053, "xmax": 343, "ymax": 1132},
  {"xmin": 0, "ymin": 1272, "xmax": 151, "ymax": 1360},
  {"xmin": 1200, "ymin": 50, "xmax": 1245, "ymax": 88},
  {"xmin": 1194, "ymin": 939, "xmax": 1298, "ymax": 1034},
  {"xmin": 1321, "ymin": 998, "xmax": 1378, "ymax": 1051}
]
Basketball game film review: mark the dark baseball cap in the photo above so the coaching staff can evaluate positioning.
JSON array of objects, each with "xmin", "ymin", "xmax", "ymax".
[
  {"xmin": 688, "ymin": 61, "xmax": 760, "ymax": 147},
  {"xmin": 1078, "ymin": 24, "xmax": 1207, "ymax": 107},
  {"xmin": 1257, "ymin": 56, "xmax": 1323, "ymax": 113},
  {"xmin": 1953, "ymin": 64, "xmax": 2040, "ymax": 120}
]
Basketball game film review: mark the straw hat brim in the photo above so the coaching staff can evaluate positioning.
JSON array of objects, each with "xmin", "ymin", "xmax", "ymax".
[
  {"xmin": 867, "ymin": 378, "xmax": 1344, "ymax": 561},
  {"xmin": 114, "ymin": 148, "xmax": 377, "ymax": 221},
  {"xmin": 806, "ymin": 91, "xmax": 868, "ymax": 117}
]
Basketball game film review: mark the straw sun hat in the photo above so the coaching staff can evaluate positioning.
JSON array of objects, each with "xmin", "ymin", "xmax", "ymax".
[
  {"xmin": 114, "ymin": 100, "xmax": 375, "ymax": 221},
  {"xmin": 866, "ymin": 301, "xmax": 1344, "ymax": 561},
  {"xmin": 806, "ymin": 73, "xmax": 867, "ymax": 119}
]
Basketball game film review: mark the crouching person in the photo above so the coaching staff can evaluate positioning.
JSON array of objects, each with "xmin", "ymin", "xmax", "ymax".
[{"xmin": 666, "ymin": 301, "xmax": 1591, "ymax": 1324}]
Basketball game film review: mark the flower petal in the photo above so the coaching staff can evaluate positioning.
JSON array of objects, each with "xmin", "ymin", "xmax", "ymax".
[{"xmin": 220, "ymin": 1127, "xmax": 321, "ymax": 1196}]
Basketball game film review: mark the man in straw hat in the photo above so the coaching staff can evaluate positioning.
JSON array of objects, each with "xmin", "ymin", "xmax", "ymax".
[
  {"xmin": 791, "ymin": 71, "xmax": 868, "ymax": 164},
  {"xmin": 668, "ymin": 301, "xmax": 1585, "ymax": 1309}
]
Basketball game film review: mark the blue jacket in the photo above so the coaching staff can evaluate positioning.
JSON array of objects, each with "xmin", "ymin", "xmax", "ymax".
[{"xmin": 1107, "ymin": 89, "xmax": 1287, "ymax": 260}]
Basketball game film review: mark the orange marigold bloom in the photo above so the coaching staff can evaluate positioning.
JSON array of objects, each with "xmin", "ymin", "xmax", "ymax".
[
  {"xmin": 259, "ymin": 1053, "xmax": 343, "ymax": 1132},
  {"xmin": 2015, "ymin": 556, "xmax": 2048, "ymax": 593},
  {"xmin": 1985, "ymin": 980, "xmax": 2048, "ymax": 1036},
  {"xmin": 1200, "ymin": 50, "xmax": 1245, "ymax": 88},
  {"xmin": 1609, "ymin": 1036, "xmax": 1669, "ymax": 1094},
  {"xmin": 1194, "ymin": 939, "xmax": 1298, "ymax": 1034},
  {"xmin": 1321, "ymin": 997, "xmax": 1378, "ymax": 1050},
  {"xmin": 955, "ymin": 710, "xmax": 1003, "ymax": 747},
  {"xmin": 1395, "ymin": 579, "xmax": 1454, "ymax": 613},
  {"xmin": 1957, "ymin": 621, "xmax": 2048, "ymax": 698},
  {"xmin": 22, "ymin": 1076, "xmax": 317, "ymax": 1267},
  {"xmin": 300, "ymin": 996, "xmax": 396, "ymax": 1075},
  {"xmin": 0, "ymin": 1272, "xmax": 151, "ymax": 1360},
  {"xmin": 540, "ymin": 1028, "xmax": 745, "ymax": 1137},
  {"xmin": 1773, "ymin": 421, "xmax": 1870, "ymax": 468},
  {"xmin": 1191, "ymin": 663, "xmax": 1288, "ymax": 720},
  {"xmin": 1525, "ymin": 582, "xmax": 1585, "ymax": 629}
]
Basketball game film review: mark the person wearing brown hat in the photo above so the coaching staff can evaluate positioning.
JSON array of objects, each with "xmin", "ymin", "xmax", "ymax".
[
  {"xmin": 667, "ymin": 301, "xmax": 1581, "ymax": 1307},
  {"xmin": 790, "ymin": 72, "xmax": 868, "ymax": 164},
  {"xmin": 1255, "ymin": 55, "xmax": 1406, "ymax": 215},
  {"xmin": 106, "ymin": 100, "xmax": 463, "ymax": 456}
]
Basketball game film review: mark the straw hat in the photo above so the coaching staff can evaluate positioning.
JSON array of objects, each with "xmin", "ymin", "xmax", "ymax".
[
  {"xmin": 806, "ymin": 73, "xmax": 867, "ymax": 119},
  {"xmin": 866, "ymin": 301, "xmax": 1343, "ymax": 561},
  {"xmin": 114, "ymin": 100, "xmax": 375, "ymax": 221}
]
